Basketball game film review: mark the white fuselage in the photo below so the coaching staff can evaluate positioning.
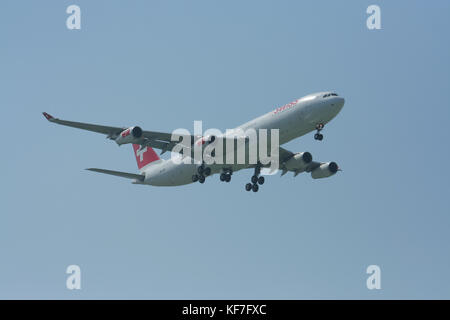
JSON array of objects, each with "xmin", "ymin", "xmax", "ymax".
[{"xmin": 139, "ymin": 92, "xmax": 345, "ymax": 186}]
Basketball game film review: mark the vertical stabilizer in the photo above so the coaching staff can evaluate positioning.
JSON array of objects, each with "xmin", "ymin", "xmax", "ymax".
[{"xmin": 132, "ymin": 144, "xmax": 161, "ymax": 172}]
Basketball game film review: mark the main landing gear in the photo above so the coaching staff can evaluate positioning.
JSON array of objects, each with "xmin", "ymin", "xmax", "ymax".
[
  {"xmin": 245, "ymin": 165, "xmax": 265, "ymax": 192},
  {"xmin": 314, "ymin": 123, "xmax": 324, "ymax": 141},
  {"xmin": 192, "ymin": 163, "xmax": 211, "ymax": 184},
  {"xmin": 219, "ymin": 169, "xmax": 232, "ymax": 183}
]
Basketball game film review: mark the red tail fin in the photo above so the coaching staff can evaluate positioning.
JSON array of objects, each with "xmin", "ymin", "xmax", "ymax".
[{"xmin": 132, "ymin": 144, "xmax": 160, "ymax": 170}]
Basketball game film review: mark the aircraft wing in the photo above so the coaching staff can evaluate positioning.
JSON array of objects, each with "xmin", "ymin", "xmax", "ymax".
[
  {"xmin": 277, "ymin": 146, "xmax": 325, "ymax": 176},
  {"xmin": 43, "ymin": 112, "xmax": 129, "ymax": 135},
  {"xmin": 278, "ymin": 146, "xmax": 295, "ymax": 164},
  {"xmin": 42, "ymin": 112, "xmax": 197, "ymax": 152}
]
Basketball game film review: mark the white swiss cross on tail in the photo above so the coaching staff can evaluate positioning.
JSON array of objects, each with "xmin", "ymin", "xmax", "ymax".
[
  {"xmin": 136, "ymin": 146, "xmax": 147, "ymax": 162},
  {"xmin": 132, "ymin": 144, "xmax": 160, "ymax": 171}
]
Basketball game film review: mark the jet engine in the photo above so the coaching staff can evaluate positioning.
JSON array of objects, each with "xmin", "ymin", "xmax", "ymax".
[
  {"xmin": 195, "ymin": 135, "xmax": 216, "ymax": 146},
  {"xmin": 311, "ymin": 161, "xmax": 339, "ymax": 179},
  {"xmin": 284, "ymin": 152, "xmax": 313, "ymax": 172},
  {"xmin": 115, "ymin": 126, "xmax": 143, "ymax": 145}
]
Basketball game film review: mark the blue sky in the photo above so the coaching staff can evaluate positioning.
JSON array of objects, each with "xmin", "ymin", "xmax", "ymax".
[{"xmin": 1, "ymin": 0, "xmax": 449, "ymax": 299}]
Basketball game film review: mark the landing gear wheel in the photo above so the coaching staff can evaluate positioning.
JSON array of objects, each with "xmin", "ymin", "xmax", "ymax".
[
  {"xmin": 246, "ymin": 163, "xmax": 263, "ymax": 192},
  {"xmin": 203, "ymin": 167, "xmax": 211, "ymax": 176},
  {"xmin": 314, "ymin": 133, "xmax": 324, "ymax": 141},
  {"xmin": 225, "ymin": 174, "xmax": 231, "ymax": 182},
  {"xmin": 220, "ymin": 173, "xmax": 226, "ymax": 181},
  {"xmin": 314, "ymin": 123, "xmax": 324, "ymax": 141},
  {"xmin": 197, "ymin": 166, "xmax": 204, "ymax": 175},
  {"xmin": 198, "ymin": 175, "xmax": 205, "ymax": 184},
  {"xmin": 192, "ymin": 175, "xmax": 199, "ymax": 182}
]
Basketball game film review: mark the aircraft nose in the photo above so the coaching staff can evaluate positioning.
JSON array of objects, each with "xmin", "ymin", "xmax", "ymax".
[
  {"xmin": 335, "ymin": 97, "xmax": 345, "ymax": 110},
  {"xmin": 328, "ymin": 96, "xmax": 344, "ymax": 116}
]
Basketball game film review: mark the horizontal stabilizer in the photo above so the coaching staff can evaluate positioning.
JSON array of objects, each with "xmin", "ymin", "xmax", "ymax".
[{"xmin": 86, "ymin": 168, "xmax": 145, "ymax": 181}]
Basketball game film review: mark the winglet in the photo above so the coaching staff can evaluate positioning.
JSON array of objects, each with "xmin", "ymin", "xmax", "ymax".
[{"xmin": 42, "ymin": 112, "xmax": 54, "ymax": 121}]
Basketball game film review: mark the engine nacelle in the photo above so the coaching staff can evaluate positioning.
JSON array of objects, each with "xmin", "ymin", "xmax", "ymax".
[
  {"xmin": 311, "ymin": 162, "xmax": 339, "ymax": 179},
  {"xmin": 115, "ymin": 126, "xmax": 143, "ymax": 145},
  {"xmin": 195, "ymin": 135, "xmax": 216, "ymax": 146},
  {"xmin": 284, "ymin": 152, "xmax": 313, "ymax": 171}
]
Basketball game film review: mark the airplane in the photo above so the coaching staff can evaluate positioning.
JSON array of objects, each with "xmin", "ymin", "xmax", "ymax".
[{"xmin": 42, "ymin": 91, "xmax": 345, "ymax": 192}]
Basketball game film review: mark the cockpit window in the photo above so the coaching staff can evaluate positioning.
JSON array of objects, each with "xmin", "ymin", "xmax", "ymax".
[{"xmin": 323, "ymin": 93, "xmax": 338, "ymax": 98}]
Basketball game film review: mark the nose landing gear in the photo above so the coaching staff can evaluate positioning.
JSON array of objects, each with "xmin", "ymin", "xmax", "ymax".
[
  {"xmin": 314, "ymin": 123, "xmax": 324, "ymax": 141},
  {"xmin": 245, "ymin": 165, "xmax": 265, "ymax": 192}
]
